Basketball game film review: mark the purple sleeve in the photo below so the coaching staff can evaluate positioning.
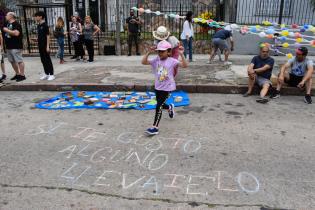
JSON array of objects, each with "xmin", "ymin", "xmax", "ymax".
[
  {"xmin": 173, "ymin": 58, "xmax": 180, "ymax": 68},
  {"xmin": 149, "ymin": 56, "xmax": 159, "ymax": 71}
]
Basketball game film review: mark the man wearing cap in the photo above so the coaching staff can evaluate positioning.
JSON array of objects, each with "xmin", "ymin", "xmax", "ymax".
[
  {"xmin": 3, "ymin": 12, "xmax": 26, "ymax": 82},
  {"xmin": 126, "ymin": 9, "xmax": 142, "ymax": 56},
  {"xmin": 271, "ymin": 47, "xmax": 313, "ymax": 104},
  {"xmin": 208, "ymin": 28, "xmax": 234, "ymax": 65}
]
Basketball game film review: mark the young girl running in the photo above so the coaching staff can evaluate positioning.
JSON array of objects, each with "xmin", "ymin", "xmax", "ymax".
[{"xmin": 141, "ymin": 40, "xmax": 188, "ymax": 135}]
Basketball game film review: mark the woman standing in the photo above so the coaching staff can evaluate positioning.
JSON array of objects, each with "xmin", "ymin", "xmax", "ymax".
[
  {"xmin": 180, "ymin": 11, "xmax": 194, "ymax": 62},
  {"xmin": 54, "ymin": 17, "xmax": 66, "ymax": 64},
  {"xmin": 82, "ymin": 16, "xmax": 100, "ymax": 62},
  {"xmin": 70, "ymin": 16, "xmax": 84, "ymax": 61}
]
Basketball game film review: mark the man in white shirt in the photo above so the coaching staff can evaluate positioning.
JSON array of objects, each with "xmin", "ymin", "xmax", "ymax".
[{"xmin": 271, "ymin": 47, "xmax": 313, "ymax": 104}]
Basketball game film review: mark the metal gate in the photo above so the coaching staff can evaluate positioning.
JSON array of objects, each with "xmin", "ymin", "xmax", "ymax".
[{"xmin": 16, "ymin": 3, "xmax": 72, "ymax": 54}]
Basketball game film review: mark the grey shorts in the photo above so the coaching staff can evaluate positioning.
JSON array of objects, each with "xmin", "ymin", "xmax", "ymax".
[
  {"xmin": 7, "ymin": 49, "xmax": 23, "ymax": 63},
  {"xmin": 255, "ymin": 76, "xmax": 272, "ymax": 87},
  {"xmin": 212, "ymin": 38, "xmax": 229, "ymax": 51}
]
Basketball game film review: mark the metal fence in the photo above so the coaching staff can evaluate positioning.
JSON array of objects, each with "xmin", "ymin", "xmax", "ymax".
[
  {"xmin": 2, "ymin": 1, "xmax": 315, "ymax": 55},
  {"xmin": 16, "ymin": 3, "xmax": 73, "ymax": 54},
  {"xmin": 233, "ymin": 0, "xmax": 315, "ymax": 25},
  {"xmin": 102, "ymin": 3, "xmax": 220, "ymax": 41}
]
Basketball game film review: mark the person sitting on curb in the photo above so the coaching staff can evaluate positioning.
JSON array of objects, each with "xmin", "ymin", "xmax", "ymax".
[
  {"xmin": 208, "ymin": 27, "xmax": 234, "ymax": 65},
  {"xmin": 270, "ymin": 47, "xmax": 313, "ymax": 104},
  {"xmin": 243, "ymin": 46, "xmax": 275, "ymax": 104}
]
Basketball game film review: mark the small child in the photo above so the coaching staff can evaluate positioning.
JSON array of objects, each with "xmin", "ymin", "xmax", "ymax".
[
  {"xmin": 0, "ymin": 30, "xmax": 6, "ymax": 83},
  {"xmin": 273, "ymin": 33, "xmax": 281, "ymax": 56},
  {"xmin": 152, "ymin": 26, "xmax": 180, "ymax": 76},
  {"xmin": 142, "ymin": 40, "xmax": 188, "ymax": 135}
]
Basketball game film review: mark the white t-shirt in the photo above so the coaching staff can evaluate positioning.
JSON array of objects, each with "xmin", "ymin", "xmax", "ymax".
[{"xmin": 180, "ymin": 20, "xmax": 194, "ymax": 40}]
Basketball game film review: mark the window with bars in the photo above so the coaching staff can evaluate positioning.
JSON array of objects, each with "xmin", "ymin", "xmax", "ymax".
[{"xmin": 255, "ymin": 0, "xmax": 292, "ymax": 16}]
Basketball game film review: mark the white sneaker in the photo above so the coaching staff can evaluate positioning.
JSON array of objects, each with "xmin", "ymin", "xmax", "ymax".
[
  {"xmin": 206, "ymin": 60, "xmax": 212, "ymax": 64},
  {"xmin": 40, "ymin": 74, "xmax": 48, "ymax": 80},
  {"xmin": 47, "ymin": 75, "xmax": 55, "ymax": 81},
  {"xmin": 224, "ymin": 61, "xmax": 232, "ymax": 65}
]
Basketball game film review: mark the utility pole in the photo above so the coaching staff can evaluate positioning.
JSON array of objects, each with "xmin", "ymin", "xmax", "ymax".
[
  {"xmin": 278, "ymin": 0, "xmax": 285, "ymax": 25},
  {"xmin": 115, "ymin": 0, "xmax": 121, "ymax": 55}
]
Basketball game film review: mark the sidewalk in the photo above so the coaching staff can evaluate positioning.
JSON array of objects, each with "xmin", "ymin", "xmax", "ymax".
[{"xmin": 0, "ymin": 54, "xmax": 314, "ymax": 95}]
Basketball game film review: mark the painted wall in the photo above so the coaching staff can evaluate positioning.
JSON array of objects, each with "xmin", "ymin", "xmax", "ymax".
[
  {"xmin": 236, "ymin": 0, "xmax": 315, "ymax": 25},
  {"xmin": 234, "ymin": 0, "xmax": 315, "ymax": 55}
]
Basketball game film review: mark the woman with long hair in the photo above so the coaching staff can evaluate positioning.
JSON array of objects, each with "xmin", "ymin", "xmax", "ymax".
[
  {"xmin": 70, "ymin": 16, "xmax": 85, "ymax": 61},
  {"xmin": 180, "ymin": 11, "xmax": 194, "ymax": 62},
  {"xmin": 82, "ymin": 16, "xmax": 100, "ymax": 62},
  {"xmin": 54, "ymin": 17, "xmax": 66, "ymax": 64}
]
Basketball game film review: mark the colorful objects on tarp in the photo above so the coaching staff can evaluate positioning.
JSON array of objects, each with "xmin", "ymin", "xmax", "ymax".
[{"xmin": 35, "ymin": 91, "xmax": 190, "ymax": 110}]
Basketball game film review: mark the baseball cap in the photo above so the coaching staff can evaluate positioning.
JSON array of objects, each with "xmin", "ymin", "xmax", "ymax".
[
  {"xmin": 156, "ymin": 40, "xmax": 172, "ymax": 51},
  {"xmin": 296, "ymin": 47, "xmax": 308, "ymax": 55}
]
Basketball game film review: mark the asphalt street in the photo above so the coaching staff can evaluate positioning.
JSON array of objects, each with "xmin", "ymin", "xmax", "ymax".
[{"xmin": 0, "ymin": 92, "xmax": 314, "ymax": 210}]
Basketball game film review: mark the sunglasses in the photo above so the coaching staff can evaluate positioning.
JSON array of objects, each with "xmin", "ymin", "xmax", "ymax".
[{"xmin": 158, "ymin": 50, "xmax": 167, "ymax": 53}]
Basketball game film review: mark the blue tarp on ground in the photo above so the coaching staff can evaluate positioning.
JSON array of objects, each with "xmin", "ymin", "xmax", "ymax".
[{"xmin": 35, "ymin": 91, "xmax": 190, "ymax": 110}]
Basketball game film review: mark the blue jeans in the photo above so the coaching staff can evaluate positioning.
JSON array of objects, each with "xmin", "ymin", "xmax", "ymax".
[
  {"xmin": 57, "ymin": 37, "xmax": 64, "ymax": 60},
  {"xmin": 182, "ymin": 37, "xmax": 193, "ymax": 61}
]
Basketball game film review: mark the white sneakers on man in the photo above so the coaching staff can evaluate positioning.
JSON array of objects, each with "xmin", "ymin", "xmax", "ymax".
[
  {"xmin": 47, "ymin": 75, "xmax": 55, "ymax": 81},
  {"xmin": 40, "ymin": 75, "xmax": 48, "ymax": 80},
  {"xmin": 224, "ymin": 61, "xmax": 232, "ymax": 65},
  {"xmin": 40, "ymin": 74, "xmax": 55, "ymax": 81}
]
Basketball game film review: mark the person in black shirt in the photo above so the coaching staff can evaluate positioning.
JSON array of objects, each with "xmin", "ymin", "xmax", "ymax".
[
  {"xmin": 3, "ymin": 12, "xmax": 26, "ymax": 82},
  {"xmin": 126, "ymin": 9, "xmax": 142, "ymax": 56},
  {"xmin": 34, "ymin": 11, "xmax": 55, "ymax": 81},
  {"xmin": 243, "ymin": 46, "xmax": 275, "ymax": 104}
]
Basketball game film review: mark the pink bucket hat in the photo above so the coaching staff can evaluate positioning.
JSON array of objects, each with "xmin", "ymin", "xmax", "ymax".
[{"xmin": 156, "ymin": 40, "xmax": 172, "ymax": 51}]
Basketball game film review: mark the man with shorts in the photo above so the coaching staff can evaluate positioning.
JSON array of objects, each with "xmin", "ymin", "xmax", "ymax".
[
  {"xmin": 0, "ymin": 30, "xmax": 6, "ymax": 83},
  {"xmin": 3, "ymin": 12, "xmax": 25, "ymax": 82},
  {"xmin": 271, "ymin": 47, "xmax": 313, "ymax": 104},
  {"xmin": 208, "ymin": 28, "xmax": 234, "ymax": 65},
  {"xmin": 243, "ymin": 46, "xmax": 275, "ymax": 104}
]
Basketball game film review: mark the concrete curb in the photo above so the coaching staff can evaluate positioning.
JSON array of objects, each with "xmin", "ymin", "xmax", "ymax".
[{"xmin": 0, "ymin": 83, "xmax": 313, "ymax": 96}]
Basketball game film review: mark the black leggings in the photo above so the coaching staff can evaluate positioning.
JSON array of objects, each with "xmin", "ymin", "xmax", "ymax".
[
  {"xmin": 73, "ymin": 40, "xmax": 85, "ymax": 58},
  {"xmin": 153, "ymin": 89, "xmax": 170, "ymax": 127},
  {"xmin": 84, "ymin": 39, "xmax": 94, "ymax": 61},
  {"xmin": 39, "ymin": 47, "xmax": 54, "ymax": 75},
  {"xmin": 128, "ymin": 33, "xmax": 139, "ymax": 54}
]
